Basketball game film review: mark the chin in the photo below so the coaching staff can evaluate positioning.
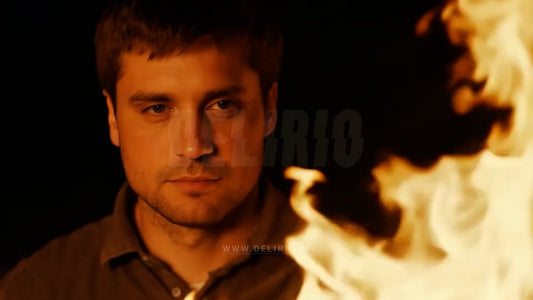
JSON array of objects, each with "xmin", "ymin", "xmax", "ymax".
[
  {"xmin": 168, "ymin": 211, "xmax": 231, "ymax": 228},
  {"xmin": 162, "ymin": 200, "xmax": 230, "ymax": 227}
]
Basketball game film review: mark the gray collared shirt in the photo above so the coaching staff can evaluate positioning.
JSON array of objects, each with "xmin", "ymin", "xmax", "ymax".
[{"xmin": 0, "ymin": 179, "xmax": 304, "ymax": 300}]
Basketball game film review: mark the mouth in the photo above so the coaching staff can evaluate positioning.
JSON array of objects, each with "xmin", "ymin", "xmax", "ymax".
[{"xmin": 168, "ymin": 176, "xmax": 222, "ymax": 193}]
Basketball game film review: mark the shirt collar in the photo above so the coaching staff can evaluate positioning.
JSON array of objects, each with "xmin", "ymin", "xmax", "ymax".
[
  {"xmin": 248, "ymin": 177, "xmax": 301, "ymax": 247},
  {"xmin": 99, "ymin": 177, "xmax": 302, "ymax": 266},
  {"xmin": 100, "ymin": 182, "xmax": 143, "ymax": 266}
]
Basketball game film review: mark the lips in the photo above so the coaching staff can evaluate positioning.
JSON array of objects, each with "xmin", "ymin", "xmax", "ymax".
[{"xmin": 168, "ymin": 176, "xmax": 222, "ymax": 193}]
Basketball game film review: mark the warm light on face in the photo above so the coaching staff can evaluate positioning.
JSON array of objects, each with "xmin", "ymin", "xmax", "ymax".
[{"xmin": 107, "ymin": 44, "xmax": 274, "ymax": 227}]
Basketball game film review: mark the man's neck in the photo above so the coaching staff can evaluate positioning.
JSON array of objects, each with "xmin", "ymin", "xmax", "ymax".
[{"xmin": 133, "ymin": 185, "xmax": 261, "ymax": 286}]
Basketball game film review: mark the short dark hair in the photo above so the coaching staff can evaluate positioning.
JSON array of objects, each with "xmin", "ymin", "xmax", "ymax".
[{"xmin": 94, "ymin": 0, "xmax": 284, "ymax": 103}]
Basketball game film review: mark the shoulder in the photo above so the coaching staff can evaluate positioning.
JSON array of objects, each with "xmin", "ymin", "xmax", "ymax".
[
  {"xmin": 264, "ymin": 178, "xmax": 306, "ymax": 242},
  {"xmin": 0, "ymin": 215, "xmax": 113, "ymax": 299}
]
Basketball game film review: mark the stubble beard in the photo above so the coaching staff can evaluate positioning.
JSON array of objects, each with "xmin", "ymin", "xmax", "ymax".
[{"xmin": 139, "ymin": 187, "xmax": 224, "ymax": 229}]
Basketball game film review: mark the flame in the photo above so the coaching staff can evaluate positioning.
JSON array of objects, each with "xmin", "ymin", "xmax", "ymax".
[{"xmin": 284, "ymin": 0, "xmax": 533, "ymax": 299}]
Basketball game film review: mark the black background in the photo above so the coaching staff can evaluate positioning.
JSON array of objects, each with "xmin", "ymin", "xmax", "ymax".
[{"xmin": 3, "ymin": 0, "xmax": 501, "ymax": 275}]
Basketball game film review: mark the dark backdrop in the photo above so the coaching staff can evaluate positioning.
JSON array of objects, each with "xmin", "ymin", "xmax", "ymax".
[{"xmin": 4, "ymin": 0, "xmax": 500, "ymax": 275}]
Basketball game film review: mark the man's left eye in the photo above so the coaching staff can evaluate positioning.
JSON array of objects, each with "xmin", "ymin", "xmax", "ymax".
[
  {"xmin": 206, "ymin": 100, "xmax": 241, "ymax": 118},
  {"xmin": 209, "ymin": 100, "xmax": 236, "ymax": 110},
  {"xmin": 149, "ymin": 104, "xmax": 168, "ymax": 113}
]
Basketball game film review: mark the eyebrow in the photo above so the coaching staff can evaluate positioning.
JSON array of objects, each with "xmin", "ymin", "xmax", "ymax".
[
  {"xmin": 129, "ymin": 85, "xmax": 246, "ymax": 106},
  {"xmin": 130, "ymin": 92, "xmax": 173, "ymax": 104}
]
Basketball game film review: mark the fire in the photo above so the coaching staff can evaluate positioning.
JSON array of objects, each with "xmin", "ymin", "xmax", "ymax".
[{"xmin": 284, "ymin": 0, "xmax": 533, "ymax": 299}]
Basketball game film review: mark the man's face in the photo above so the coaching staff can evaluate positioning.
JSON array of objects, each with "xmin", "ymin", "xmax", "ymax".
[{"xmin": 106, "ymin": 44, "xmax": 277, "ymax": 227}]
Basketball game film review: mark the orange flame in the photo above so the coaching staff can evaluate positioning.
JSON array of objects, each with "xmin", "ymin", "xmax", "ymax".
[{"xmin": 284, "ymin": 0, "xmax": 533, "ymax": 298}]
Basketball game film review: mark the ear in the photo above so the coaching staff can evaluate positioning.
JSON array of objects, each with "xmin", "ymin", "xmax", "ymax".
[
  {"xmin": 104, "ymin": 90, "xmax": 120, "ymax": 147},
  {"xmin": 264, "ymin": 82, "xmax": 278, "ymax": 137}
]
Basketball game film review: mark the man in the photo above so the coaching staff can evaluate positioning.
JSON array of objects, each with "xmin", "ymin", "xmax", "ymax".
[{"xmin": 0, "ymin": 0, "xmax": 304, "ymax": 299}]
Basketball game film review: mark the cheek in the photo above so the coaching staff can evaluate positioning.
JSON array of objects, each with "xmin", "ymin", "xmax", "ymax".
[
  {"xmin": 118, "ymin": 123, "xmax": 168, "ymax": 178},
  {"xmin": 242, "ymin": 109, "xmax": 266, "ymax": 149},
  {"xmin": 214, "ymin": 112, "xmax": 265, "ymax": 166}
]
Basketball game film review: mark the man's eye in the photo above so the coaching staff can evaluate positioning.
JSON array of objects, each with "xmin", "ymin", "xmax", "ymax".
[
  {"xmin": 146, "ymin": 104, "xmax": 168, "ymax": 114},
  {"xmin": 206, "ymin": 100, "xmax": 241, "ymax": 118},
  {"xmin": 209, "ymin": 100, "xmax": 237, "ymax": 110}
]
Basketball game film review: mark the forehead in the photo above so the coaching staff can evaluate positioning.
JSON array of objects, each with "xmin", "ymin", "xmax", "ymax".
[
  {"xmin": 122, "ymin": 42, "xmax": 244, "ymax": 74},
  {"xmin": 120, "ymin": 38, "xmax": 249, "ymax": 76},
  {"xmin": 116, "ymin": 44, "xmax": 259, "ymax": 98}
]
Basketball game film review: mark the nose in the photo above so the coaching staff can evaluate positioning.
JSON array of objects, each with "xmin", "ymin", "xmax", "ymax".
[{"xmin": 170, "ymin": 109, "xmax": 214, "ymax": 160}]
